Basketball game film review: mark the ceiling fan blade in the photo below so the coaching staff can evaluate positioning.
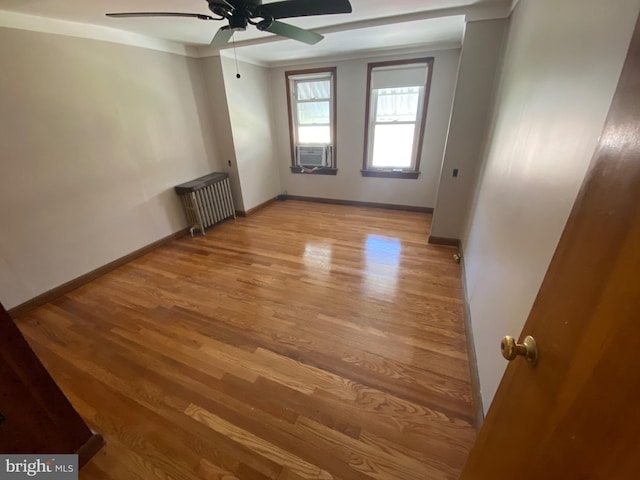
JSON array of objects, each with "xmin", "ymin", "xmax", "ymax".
[
  {"xmin": 259, "ymin": 0, "xmax": 352, "ymax": 20},
  {"xmin": 263, "ymin": 20, "xmax": 323, "ymax": 45},
  {"xmin": 211, "ymin": 27, "xmax": 234, "ymax": 47},
  {"xmin": 106, "ymin": 12, "xmax": 217, "ymax": 20}
]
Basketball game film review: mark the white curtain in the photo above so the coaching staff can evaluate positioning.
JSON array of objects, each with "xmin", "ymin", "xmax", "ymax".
[
  {"xmin": 296, "ymin": 80, "xmax": 331, "ymax": 125},
  {"xmin": 296, "ymin": 80, "xmax": 330, "ymax": 100},
  {"xmin": 375, "ymin": 87, "xmax": 421, "ymax": 122}
]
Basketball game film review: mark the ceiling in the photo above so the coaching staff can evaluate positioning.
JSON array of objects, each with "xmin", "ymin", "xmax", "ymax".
[{"xmin": 0, "ymin": 0, "xmax": 511, "ymax": 64}]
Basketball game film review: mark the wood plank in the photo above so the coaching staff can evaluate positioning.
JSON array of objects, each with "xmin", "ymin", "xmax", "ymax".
[
  {"xmin": 0, "ymin": 303, "xmax": 95, "ymax": 455},
  {"xmin": 15, "ymin": 201, "xmax": 475, "ymax": 480}
]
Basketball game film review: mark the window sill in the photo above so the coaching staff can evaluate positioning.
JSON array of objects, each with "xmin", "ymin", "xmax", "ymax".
[
  {"xmin": 290, "ymin": 166, "xmax": 338, "ymax": 175},
  {"xmin": 361, "ymin": 170, "xmax": 420, "ymax": 179}
]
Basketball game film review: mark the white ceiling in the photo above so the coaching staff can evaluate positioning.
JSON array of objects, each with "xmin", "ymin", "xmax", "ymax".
[
  {"xmin": 0, "ymin": 0, "xmax": 511, "ymax": 64},
  {"xmin": 232, "ymin": 16, "xmax": 466, "ymax": 66}
]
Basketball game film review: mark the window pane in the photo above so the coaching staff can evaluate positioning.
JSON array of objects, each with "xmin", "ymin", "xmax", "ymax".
[
  {"xmin": 375, "ymin": 87, "xmax": 420, "ymax": 122},
  {"xmin": 298, "ymin": 126, "xmax": 331, "ymax": 144},
  {"xmin": 297, "ymin": 101, "xmax": 330, "ymax": 125},
  {"xmin": 371, "ymin": 124, "xmax": 415, "ymax": 168},
  {"xmin": 297, "ymin": 80, "xmax": 330, "ymax": 100}
]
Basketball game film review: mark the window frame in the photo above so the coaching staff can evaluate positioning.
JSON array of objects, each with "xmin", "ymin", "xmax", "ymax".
[
  {"xmin": 285, "ymin": 67, "xmax": 338, "ymax": 175},
  {"xmin": 361, "ymin": 58, "xmax": 434, "ymax": 179}
]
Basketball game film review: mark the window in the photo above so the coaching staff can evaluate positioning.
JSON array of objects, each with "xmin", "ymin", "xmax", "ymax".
[
  {"xmin": 362, "ymin": 58, "xmax": 434, "ymax": 179},
  {"xmin": 285, "ymin": 67, "xmax": 337, "ymax": 175}
]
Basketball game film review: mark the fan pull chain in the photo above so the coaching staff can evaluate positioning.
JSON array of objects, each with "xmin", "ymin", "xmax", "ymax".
[{"xmin": 232, "ymin": 33, "xmax": 241, "ymax": 79}]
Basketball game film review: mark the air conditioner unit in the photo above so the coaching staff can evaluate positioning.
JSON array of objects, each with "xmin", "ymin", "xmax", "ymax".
[{"xmin": 296, "ymin": 145, "xmax": 330, "ymax": 167}]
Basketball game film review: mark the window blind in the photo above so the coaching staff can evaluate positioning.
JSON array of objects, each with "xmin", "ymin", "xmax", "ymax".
[{"xmin": 371, "ymin": 64, "xmax": 428, "ymax": 89}]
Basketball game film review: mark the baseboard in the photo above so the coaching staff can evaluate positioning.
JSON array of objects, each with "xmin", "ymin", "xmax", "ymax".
[
  {"xmin": 8, "ymin": 227, "xmax": 190, "ymax": 319},
  {"xmin": 236, "ymin": 197, "xmax": 279, "ymax": 217},
  {"xmin": 428, "ymin": 235, "xmax": 461, "ymax": 247},
  {"xmin": 459, "ymin": 247, "xmax": 484, "ymax": 430},
  {"xmin": 283, "ymin": 195, "xmax": 433, "ymax": 213},
  {"xmin": 77, "ymin": 433, "xmax": 105, "ymax": 468}
]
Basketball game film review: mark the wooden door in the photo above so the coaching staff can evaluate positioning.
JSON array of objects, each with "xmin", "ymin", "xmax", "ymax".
[
  {"xmin": 460, "ymin": 15, "xmax": 640, "ymax": 479},
  {"xmin": 0, "ymin": 302, "xmax": 103, "ymax": 463}
]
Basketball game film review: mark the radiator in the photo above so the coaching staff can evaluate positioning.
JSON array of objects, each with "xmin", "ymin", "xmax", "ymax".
[{"xmin": 174, "ymin": 172, "xmax": 236, "ymax": 236}]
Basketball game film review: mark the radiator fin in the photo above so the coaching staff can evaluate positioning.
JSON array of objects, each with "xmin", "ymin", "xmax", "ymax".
[{"xmin": 176, "ymin": 174, "xmax": 236, "ymax": 236}]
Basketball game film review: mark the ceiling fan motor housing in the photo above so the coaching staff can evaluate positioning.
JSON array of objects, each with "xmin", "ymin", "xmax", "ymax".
[
  {"xmin": 208, "ymin": 0, "xmax": 267, "ymax": 32},
  {"xmin": 230, "ymin": 15, "xmax": 249, "ymax": 31}
]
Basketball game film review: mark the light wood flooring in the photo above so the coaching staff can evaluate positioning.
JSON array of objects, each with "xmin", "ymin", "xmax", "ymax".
[{"xmin": 16, "ymin": 200, "xmax": 476, "ymax": 480}]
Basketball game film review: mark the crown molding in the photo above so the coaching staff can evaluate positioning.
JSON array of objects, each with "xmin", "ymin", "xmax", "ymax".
[
  {"xmin": 0, "ymin": 10, "xmax": 198, "ymax": 57},
  {"xmin": 262, "ymin": 41, "xmax": 462, "ymax": 69}
]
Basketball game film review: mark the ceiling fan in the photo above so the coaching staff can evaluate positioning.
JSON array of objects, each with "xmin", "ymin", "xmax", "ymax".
[{"xmin": 106, "ymin": 0, "xmax": 353, "ymax": 47}]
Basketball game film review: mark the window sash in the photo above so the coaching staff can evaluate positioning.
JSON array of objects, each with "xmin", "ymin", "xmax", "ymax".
[
  {"xmin": 373, "ymin": 120, "xmax": 417, "ymax": 125},
  {"xmin": 297, "ymin": 126, "xmax": 332, "ymax": 144},
  {"xmin": 366, "ymin": 85, "xmax": 426, "ymax": 170},
  {"xmin": 290, "ymin": 74, "xmax": 334, "ymax": 147},
  {"xmin": 296, "ymin": 100, "xmax": 331, "ymax": 126},
  {"xmin": 361, "ymin": 59, "xmax": 433, "ymax": 175},
  {"xmin": 285, "ymin": 68, "xmax": 337, "ymax": 169},
  {"xmin": 371, "ymin": 124, "xmax": 417, "ymax": 169}
]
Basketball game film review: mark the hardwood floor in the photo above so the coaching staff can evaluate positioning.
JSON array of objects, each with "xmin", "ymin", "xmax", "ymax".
[{"xmin": 15, "ymin": 200, "xmax": 475, "ymax": 480}]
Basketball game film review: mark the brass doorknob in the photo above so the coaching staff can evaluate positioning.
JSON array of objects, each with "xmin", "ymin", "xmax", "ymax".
[{"xmin": 501, "ymin": 335, "xmax": 538, "ymax": 365}]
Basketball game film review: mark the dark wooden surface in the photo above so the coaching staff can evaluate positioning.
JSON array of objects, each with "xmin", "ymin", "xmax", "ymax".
[
  {"xmin": 174, "ymin": 172, "xmax": 229, "ymax": 195},
  {"xmin": 427, "ymin": 236, "xmax": 461, "ymax": 247},
  {"xmin": 0, "ymin": 303, "xmax": 95, "ymax": 455},
  {"xmin": 461, "ymin": 14, "xmax": 640, "ymax": 479},
  {"xmin": 458, "ymin": 255, "xmax": 484, "ymax": 430},
  {"xmin": 16, "ymin": 201, "xmax": 475, "ymax": 480},
  {"xmin": 289, "ymin": 166, "xmax": 338, "ymax": 175},
  {"xmin": 78, "ymin": 435, "xmax": 106, "ymax": 468},
  {"xmin": 360, "ymin": 170, "xmax": 420, "ymax": 179},
  {"xmin": 284, "ymin": 195, "xmax": 434, "ymax": 213}
]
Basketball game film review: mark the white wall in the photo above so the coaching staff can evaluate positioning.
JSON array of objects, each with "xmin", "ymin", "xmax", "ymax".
[
  {"xmin": 269, "ymin": 49, "xmax": 461, "ymax": 208},
  {"xmin": 200, "ymin": 55, "xmax": 245, "ymax": 211},
  {"xmin": 0, "ymin": 27, "xmax": 224, "ymax": 310},
  {"xmin": 463, "ymin": 0, "xmax": 640, "ymax": 412},
  {"xmin": 430, "ymin": 19, "xmax": 507, "ymax": 240},
  {"xmin": 221, "ymin": 57, "xmax": 281, "ymax": 211}
]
